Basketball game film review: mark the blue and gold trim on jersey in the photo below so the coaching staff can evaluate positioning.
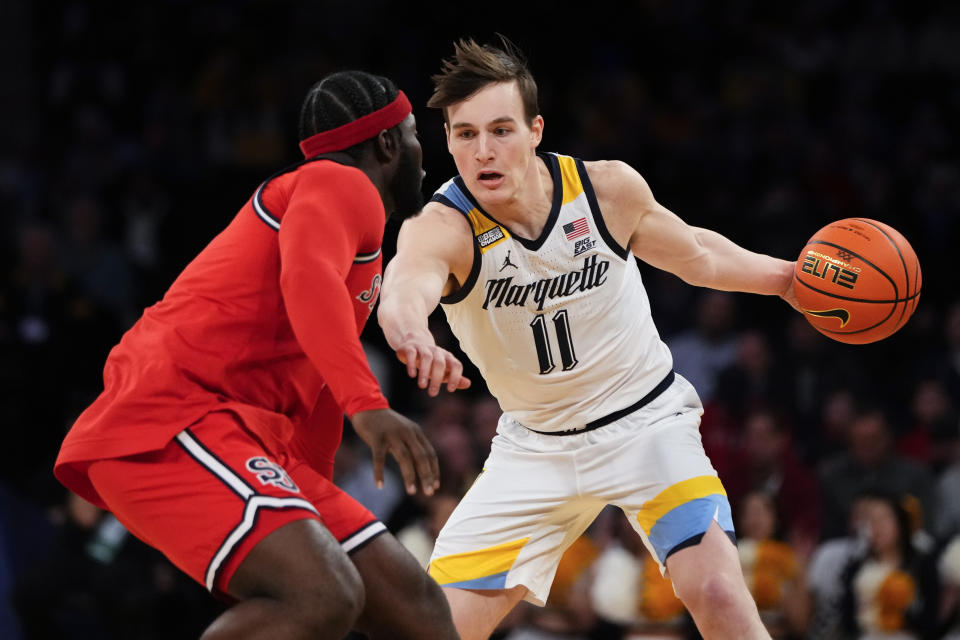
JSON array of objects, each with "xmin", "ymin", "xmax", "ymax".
[
  {"xmin": 636, "ymin": 475, "xmax": 734, "ymax": 564},
  {"xmin": 555, "ymin": 154, "xmax": 585, "ymax": 205},
  {"xmin": 428, "ymin": 537, "xmax": 529, "ymax": 590},
  {"xmin": 432, "ymin": 179, "xmax": 511, "ymax": 254}
]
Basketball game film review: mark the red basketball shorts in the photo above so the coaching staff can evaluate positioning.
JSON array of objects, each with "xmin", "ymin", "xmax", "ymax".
[{"xmin": 86, "ymin": 411, "xmax": 385, "ymax": 597}]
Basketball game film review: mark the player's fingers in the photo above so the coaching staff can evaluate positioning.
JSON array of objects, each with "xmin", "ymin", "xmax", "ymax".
[
  {"xmin": 371, "ymin": 439, "xmax": 387, "ymax": 490},
  {"xmin": 428, "ymin": 350, "xmax": 448, "ymax": 396},
  {"xmin": 389, "ymin": 438, "xmax": 419, "ymax": 495},
  {"xmin": 456, "ymin": 376, "xmax": 472, "ymax": 390},
  {"xmin": 417, "ymin": 349, "xmax": 434, "ymax": 390},
  {"xmin": 407, "ymin": 428, "xmax": 438, "ymax": 494},
  {"xmin": 399, "ymin": 345, "xmax": 418, "ymax": 378},
  {"xmin": 445, "ymin": 357, "xmax": 464, "ymax": 393},
  {"xmin": 418, "ymin": 428, "xmax": 441, "ymax": 491}
]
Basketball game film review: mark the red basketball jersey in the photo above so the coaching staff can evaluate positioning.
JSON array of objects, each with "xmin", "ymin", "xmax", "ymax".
[{"xmin": 56, "ymin": 159, "xmax": 390, "ymax": 507}]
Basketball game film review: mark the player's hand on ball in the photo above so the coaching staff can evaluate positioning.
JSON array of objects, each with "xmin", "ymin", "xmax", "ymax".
[
  {"xmin": 395, "ymin": 334, "xmax": 471, "ymax": 396},
  {"xmin": 352, "ymin": 408, "xmax": 440, "ymax": 496},
  {"xmin": 780, "ymin": 274, "xmax": 801, "ymax": 312}
]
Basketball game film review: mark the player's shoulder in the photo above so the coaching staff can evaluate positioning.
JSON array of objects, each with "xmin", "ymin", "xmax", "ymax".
[
  {"xmin": 582, "ymin": 159, "xmax": 647, "ymax": 192},
  {"xmin": 296, "ymin": 158, "xmax": 371, "ymax": 184},
  {"xmin": 401, "ymin": 200, "xmax": 472, "ymax": 239},
  {"xmin": 395, "ymin": 200, "xmax": 473, "ymax": 271},
  {"xmin": 581, "ymin": 159, "xmax": 654, "ymax": 210},
  {"xmin": 266, "ymin": 159, "xmax": 377, "ymax": 203}
]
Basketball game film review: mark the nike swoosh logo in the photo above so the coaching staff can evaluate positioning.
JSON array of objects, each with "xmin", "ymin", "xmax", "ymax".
[{"xmin": 803, "ymin": 307, "xmax": 850, "ymax": 327}]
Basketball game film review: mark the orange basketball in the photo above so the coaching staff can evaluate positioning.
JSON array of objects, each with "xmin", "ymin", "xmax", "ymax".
[{"xmin": 794, "ymin": 218, "xmax": 921, "ymax": 344}]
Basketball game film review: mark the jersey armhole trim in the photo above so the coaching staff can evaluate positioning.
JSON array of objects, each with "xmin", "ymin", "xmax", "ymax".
[
  {"xmin": 575, "ymin": 158, "xmax": 629, "ymax": 260},
  {"xmin": 253, "ymin": 182, "xmax": 281, "ymax": 231},
  {"xmin": 354, "ymin": 247, "xmax": 381, "ymax": 263},
  {"xmin": 437, "ymin": 203, "xmax": 481, "ymax": 305},
  {"xmin": 252, "ymin": 155, "xmax": 370, "ymax": 233}
]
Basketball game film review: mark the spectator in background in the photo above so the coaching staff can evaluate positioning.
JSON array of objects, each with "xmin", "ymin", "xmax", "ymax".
[
  {"xmin": 589, "ymin": 514, "xmax": 688, "ymax": 639},
  {"xmin": 778, "ymin": 315, "xmax": 861, "ymax": 461},
  {"xmin": 701, "ymin": 330, "xmax": 788, "ymax": 479},
  {"xmin": 805, "ymin": 493, "xmax": 873, "ymax": 640},
  {"xmin": 667, "ymin": 289, "xmax": 739, "ymax": 404},
  {"xmin": 59, "ymin": 194, "xmax": 138, "ymax": 327},
  {"xmin": 896, "ymin": 378, "xmax": 957, "ymax": 473},
  {"xmin": 395, "ymin": 492, "xmax": 460, "ymax": 570},
  {"xmin": 1, "ymin": 221, "xmax": 121, "ymax": 504},
  {"xmin": 736, "ymin": 490, "xmax": 806, "ymax": 638},
  {"xmin": 779, "ymin": 315, "xmax": 828, "ymax": 428},
  {"xmin": 505, "ymin": 534, "xmax": 599, "ymax": 640},
  {"xmin": 724, "ymin": 408, "xmax": 821, "ymax": 558},
  {"xmin": 117, "ymin": 168, "xmax": 171, "ymax": 308},
  {"xmin": 939, "ymin": 535, "xmax": 960, "ymax": 639},
  {"xmin": 12, "ymin": 491, "xmax": 220, "ymax": 639},
  {"xmin": 812, "ymin": 387, "xmax": 860, "ymax": 464},
  {"xmin": 838, "ymin": 490, "xmax": 939, "ymax": 640},
  {"xmin": 421, "ymin": 395, "xmax": 480, "ymax": 497},
  {"xmin": 713, "ymin": 330, "xmax": 789, "ymax": 421},
  {"xmin": 924, "ymin": 302, "xmax": 960, "ymax": 410},
  {"xmin": 469, "ymin": 395, "xmax": 503, "ymax": 458},
  {"xmin": 819, "ymin": 405, "xmax": 934, "ymax": 540},
  {"xmin": 934, "ymin": 438, "xmax": 960, "ymax": 540}
]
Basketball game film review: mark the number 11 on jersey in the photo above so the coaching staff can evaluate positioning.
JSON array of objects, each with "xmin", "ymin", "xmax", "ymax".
[{"xmin": 530, "ymin": 310, "xmax": 578, "ymax": 374}]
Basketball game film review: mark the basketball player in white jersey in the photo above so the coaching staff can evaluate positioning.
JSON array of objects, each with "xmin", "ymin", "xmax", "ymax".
[{"xmin": 379, "ymin": 37, "xmax": 800, "ymax": 640}]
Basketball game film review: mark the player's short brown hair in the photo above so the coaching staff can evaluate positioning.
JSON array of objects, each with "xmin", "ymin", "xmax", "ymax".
[{"xmin": 428, "ymin": 35, "xmax": 539, "ymax": 125}]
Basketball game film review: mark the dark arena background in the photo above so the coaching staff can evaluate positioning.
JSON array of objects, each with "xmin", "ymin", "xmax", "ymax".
[{"xmin": 1, "ymin": 1, "xmax": 958, "ymax": 638}]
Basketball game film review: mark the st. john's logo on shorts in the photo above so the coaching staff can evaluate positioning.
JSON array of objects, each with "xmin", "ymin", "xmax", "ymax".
[{"xmin": 245, "ymin": 457, "xmax": 300, "ymax": 493}]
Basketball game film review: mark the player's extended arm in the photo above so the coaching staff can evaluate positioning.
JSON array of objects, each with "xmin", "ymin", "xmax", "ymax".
[
  {"xmin": 601, "ymin": 161, "xmax": 798, "ymax": 308},
  {"xmin": 378, "ymin": 203, "xmax": 472, "ymax": 396}
]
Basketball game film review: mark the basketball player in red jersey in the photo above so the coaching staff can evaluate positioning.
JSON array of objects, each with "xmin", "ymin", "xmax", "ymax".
[{"xmin": 54, "ymin": 71, "xmax": 464, "ymax": 639}]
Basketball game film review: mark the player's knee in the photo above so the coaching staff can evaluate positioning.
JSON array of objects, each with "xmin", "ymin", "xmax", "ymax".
[
  {"xmin": 675, "ymin": 570, "xmax": 743, "ymax": 615},
  {"xmin": 296, "ymin": 561, "xmax": 365, "ymax": 635}
]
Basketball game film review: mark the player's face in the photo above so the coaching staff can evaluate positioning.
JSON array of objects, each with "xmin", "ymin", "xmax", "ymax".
[
  {"xmin": 445, "ymin": 81, "xmax": 543, "ymax": 211},
  {"xmin": 388, "ymin": 114, "xmax": 425, "ymax": 220}
]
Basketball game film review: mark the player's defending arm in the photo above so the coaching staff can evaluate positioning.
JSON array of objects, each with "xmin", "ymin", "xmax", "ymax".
[
  {"xmin": 379, "ymin": 203, "xmax": 473, "ymax": 397},
  {"xmin": 591, "ymin": 161, "xmax": 799, "ymax": 309},
  {"xmin": 279, "ymin": 169, "xmax": 439, "ymax": 495}
]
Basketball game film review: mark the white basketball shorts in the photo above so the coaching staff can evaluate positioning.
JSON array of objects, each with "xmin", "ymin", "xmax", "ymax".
[{"xmin": 427, "ymin": 373, "xmax": 734, "ymax": 606}]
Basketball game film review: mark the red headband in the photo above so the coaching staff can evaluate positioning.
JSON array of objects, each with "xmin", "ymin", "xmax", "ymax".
[{"xmin": 299, "ymin": 91, "xmax": 412, "ymax": 158}]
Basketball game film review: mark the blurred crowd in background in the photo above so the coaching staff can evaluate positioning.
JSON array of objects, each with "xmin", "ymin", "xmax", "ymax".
[{"xmin": 1, "ymin": 1, "xmax": 959, "ymax": 638}]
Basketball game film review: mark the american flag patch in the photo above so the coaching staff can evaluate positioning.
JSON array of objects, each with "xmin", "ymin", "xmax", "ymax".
[{"xmin": 563, "ymin": 217, "xmax": 590, "ymax": 241}]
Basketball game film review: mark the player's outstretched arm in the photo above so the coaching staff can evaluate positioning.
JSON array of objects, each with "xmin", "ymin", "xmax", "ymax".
[
  {"xmin": 378, "ymin": 203, "xmax": 474, "ymax": 396},
  {"xmin": 592, "ymin": 161, "xmax": 798, "ymax": 309}
]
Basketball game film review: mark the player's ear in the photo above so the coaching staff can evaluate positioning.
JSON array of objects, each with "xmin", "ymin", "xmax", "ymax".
[
  {"xmin": 373, "ymin": 128, "xmax": 398, "ymax": 163},
  {"xmin": 530, "ymin": 115, "xmax": 544, "ymax": 148}
]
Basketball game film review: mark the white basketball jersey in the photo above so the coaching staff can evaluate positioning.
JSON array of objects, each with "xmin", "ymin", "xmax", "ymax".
[{"xmin": 435, "ymin": 152, "xmax": 673, "ymax": 432}]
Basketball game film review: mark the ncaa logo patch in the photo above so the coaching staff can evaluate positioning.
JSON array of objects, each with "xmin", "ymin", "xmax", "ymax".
[{"xmin": 245, "ymin": 457, "xmax": 300, "ymax": 493}]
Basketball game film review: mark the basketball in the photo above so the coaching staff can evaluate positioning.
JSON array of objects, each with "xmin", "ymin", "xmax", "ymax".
[{"xmin": 794, "ymin": 218, "xmax": 922, "ymax": 344}]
